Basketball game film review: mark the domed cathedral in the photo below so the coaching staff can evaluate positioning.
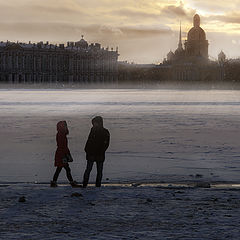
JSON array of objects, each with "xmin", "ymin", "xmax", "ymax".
[
  {"xmin": 159, "ymin": 13, "xmax": 221, "ymax": 82},
  {"xmin": 165, "ymin": 14, "xmax": 209, "ymax": 63},
  {"xmin": 185, "ymin": 14, "xmax": 208, "ymax": 60}
]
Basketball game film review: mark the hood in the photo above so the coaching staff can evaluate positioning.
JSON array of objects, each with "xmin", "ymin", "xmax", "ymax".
[
  {"xmin": 57, "ymin": 121, "xmax": 69, "ymax": 134},
  {"xmin": 92, "ymin": 116, "xmax": 103, "ymax": 128}
]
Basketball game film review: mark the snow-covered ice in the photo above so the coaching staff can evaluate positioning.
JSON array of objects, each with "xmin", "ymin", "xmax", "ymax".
[
  {"xmin": 1, "ymin": 89, "xmax": 240, "ymax": 184},
  {"xmin": 1, "ymin": 89, "xmax": 240, "ymax": 239}
]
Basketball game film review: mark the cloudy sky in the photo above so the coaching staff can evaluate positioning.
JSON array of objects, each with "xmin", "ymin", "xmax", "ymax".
[{"xmin": 0, "ymin": 0, "xmax": 240, "ymax": 63}]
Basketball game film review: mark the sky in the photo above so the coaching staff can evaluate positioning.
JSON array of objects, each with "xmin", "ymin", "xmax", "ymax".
[{"xmin": 1, "ymin": 0, "xmax": 240, "ymax": 63}]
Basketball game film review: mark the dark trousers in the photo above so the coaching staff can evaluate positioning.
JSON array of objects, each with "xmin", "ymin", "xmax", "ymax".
[
  {"xmin": 83, "ymin": 161, "xmax": 104, "ymax": 187},
  {"xmin": 53, "ymin": 165, "xmax": 73, "ymax": 182}
]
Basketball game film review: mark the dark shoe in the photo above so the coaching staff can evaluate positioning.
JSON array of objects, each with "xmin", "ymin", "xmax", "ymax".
[
  {"xmin": 50, "ymin": 181, "xmax": 57, "ymax": 187},
  {"xmin": 70, "ymin": 181, "xmax": 82, "ymax": 188},
  {"xmin": 82, "ymin": 181, "xmax": 88, "ymax": 188}
]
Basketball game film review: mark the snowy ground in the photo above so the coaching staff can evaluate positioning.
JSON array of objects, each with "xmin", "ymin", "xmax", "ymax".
[
  {"xmin": 1, "ymin": 89, "xmax": 240, "ymax": 184},
  {"xmin": 1, "ymin": 183, "xmax": 240, "ymax": 239},
  {"xmin": 1, "ymin": 89, "xmax": 240, "ymax": 239}
]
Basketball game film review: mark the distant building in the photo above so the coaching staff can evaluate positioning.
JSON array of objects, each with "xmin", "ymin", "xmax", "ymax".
[
  {"xmin": 159, "ymin": 14, "xmax": 220, "ymax": 82},
  {"xmin": 185, "ymin": 14, "xmax": 208, "ymax": 60},
  {"xmin": 117, "ymin": 14, "xmax": 235, "ymax": 85},
  {"xmin": 165, "ymin": 14, "xmax": 209, "ymax": 64},
  {"xmin": 0, "ymin": 36, "xmax": 119, "ymax": 83},
  {"xmin": 218, "ymin": 51, "xmax": 226, "ymax": 63}
]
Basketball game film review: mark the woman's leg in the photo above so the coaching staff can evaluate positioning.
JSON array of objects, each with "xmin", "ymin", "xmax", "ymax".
[{"xmin": 64, "ymin": 165, "xmax": 74, "ymax": 182}]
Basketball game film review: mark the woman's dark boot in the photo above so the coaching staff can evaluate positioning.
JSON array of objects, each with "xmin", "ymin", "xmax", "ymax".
[{"xmin": 50, "ymin": 181, "xmax": 57, "ymax": 187}]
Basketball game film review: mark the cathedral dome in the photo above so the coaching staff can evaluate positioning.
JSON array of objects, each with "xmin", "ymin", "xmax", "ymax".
[
  {"xmin": 188, "ymin": 27, "xmax": 206, "ymax": 41},
  {"xmin": 187, "ymin": 14, "xmax": 206, "ymax": 41}
]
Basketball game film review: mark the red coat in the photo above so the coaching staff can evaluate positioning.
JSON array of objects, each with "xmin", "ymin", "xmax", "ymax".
[{"xmin": 54, "ymin": 121, "xmax": 70, "ymax": 167}]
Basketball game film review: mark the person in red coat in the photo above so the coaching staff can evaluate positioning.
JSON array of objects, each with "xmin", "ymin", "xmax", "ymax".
[{"xmin": 51, "ymin": 121, "xmax": 79, "ymax": 187}]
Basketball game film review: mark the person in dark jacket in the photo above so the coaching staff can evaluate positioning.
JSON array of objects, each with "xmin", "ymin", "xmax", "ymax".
[
  {"xmin": 83, "ymin": 116, "xmax": 110, "ymax": 187},
  {"xmin": 51, "ymin": 121, "xmax": 79, "ymax": 187}
]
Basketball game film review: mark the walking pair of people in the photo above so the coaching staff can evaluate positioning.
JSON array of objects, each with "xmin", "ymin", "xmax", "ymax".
[{"xmin": 51, "ymin": 116, "xmax": 110, "ymax": 188}]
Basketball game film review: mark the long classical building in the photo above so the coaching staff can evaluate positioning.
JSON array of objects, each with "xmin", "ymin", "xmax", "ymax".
[{"xmin": 0, "ymin": 37, "xmax": 119, "ymax": 83}]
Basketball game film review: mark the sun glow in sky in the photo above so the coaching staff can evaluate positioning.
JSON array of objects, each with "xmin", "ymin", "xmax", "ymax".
[{"xmin": 0, "ymin": 0, "xmax": 240, "ymax": 63}]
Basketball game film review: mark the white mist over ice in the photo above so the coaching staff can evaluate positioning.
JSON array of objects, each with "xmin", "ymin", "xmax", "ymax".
[{"xmin": 1, "ymin": 89, "xmax": 240, "ymax": 183}]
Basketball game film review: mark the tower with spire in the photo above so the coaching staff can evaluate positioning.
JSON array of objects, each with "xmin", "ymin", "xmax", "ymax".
[
  {"xmin": 177, "ymin": 21, "xmax": 183, "ymax": 51},
  {"xmin": 174, "ymin": 21, "xmax": 184, "ymax": 57}
]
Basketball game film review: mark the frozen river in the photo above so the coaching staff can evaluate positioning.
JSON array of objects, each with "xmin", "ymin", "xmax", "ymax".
[{"xmin": 1, "ymin": 89, "xmax": 240, "ymax": 184}]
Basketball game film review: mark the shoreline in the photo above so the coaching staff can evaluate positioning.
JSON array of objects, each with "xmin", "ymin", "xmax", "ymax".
[{"xmin": 1, "ymin": 181, "xmax": 240, "ymax": 189}]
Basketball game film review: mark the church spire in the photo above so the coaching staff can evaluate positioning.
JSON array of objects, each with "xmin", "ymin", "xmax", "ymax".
[{"xmin": 178, "ymin": 21, "xmax": 183, "ymax": 50}]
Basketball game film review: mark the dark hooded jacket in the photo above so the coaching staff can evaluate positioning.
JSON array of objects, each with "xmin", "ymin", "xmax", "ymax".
[
  {"xmin": 54, "ymin": 121, "xmax": 70, "ymax": 167},
  {"xmin": 84, "ymin": 119, "xmax": 110, "ymax": 162}
]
